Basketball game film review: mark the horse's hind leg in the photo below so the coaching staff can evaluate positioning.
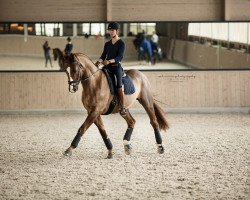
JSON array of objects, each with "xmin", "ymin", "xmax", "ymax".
[
  {"xmin": 94, "ymin": 116, "xmax": 114, "ymax": 159},
  {"xmin": 138, "ymin": 97, "xmax": 164, "ymax": 154},
  {"xmin": 120, "ymin": 109, "xmax": 136, "ymax": 155}
]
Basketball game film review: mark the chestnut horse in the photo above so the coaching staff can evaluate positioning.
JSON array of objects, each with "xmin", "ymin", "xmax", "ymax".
[{"xmin": 53, "ymin": 48, "xmax": 169, "ymax": 159}]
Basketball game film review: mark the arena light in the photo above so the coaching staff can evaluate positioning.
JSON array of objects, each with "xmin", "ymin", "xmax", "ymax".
[
  {"xmin": 10, "ymin": 23, "xmax": 18, "ymax": 28},
  {"xmin": 17, "ymin": 25, "xmax": 24, "ymax": 31}
]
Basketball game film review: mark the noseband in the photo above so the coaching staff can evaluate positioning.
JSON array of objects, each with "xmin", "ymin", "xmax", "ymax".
[{"xmin": 65, "ymin": 58, "xmax": 100, "ymax": 93}]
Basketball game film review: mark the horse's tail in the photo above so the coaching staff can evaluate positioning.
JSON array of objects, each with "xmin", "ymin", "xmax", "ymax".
[{"xmin": 153, "ymin": 101, "xmax": 169, "ymax": 131}]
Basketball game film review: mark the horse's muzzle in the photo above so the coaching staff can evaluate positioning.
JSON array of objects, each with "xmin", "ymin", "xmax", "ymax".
[
  {"xmin": 73, "ymin": 85, "xmax": 78, "ymax": 92},
  {"xmin": 68, "ymin": 80, "xmax": 80, "ymax": 93}
]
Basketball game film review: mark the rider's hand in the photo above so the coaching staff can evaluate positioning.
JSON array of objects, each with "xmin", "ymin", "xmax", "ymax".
[{"xmin": 102, "ymin": 60, "xmax": 110, "ymax": 66}]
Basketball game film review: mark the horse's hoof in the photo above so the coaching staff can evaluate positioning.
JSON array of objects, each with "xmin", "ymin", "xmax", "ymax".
[
  {"xmin": 63, "ymin": 149, "xmax": 72, "ymax": 157},
  {"xmin": 124, "ymin": 144, "xmax": 132, "ymax": 155},
  {"xmin": 157, "ymin": 145, "xmax": 164, "ymax": 154},
  {"xmin": 106, "ymin": 150, "xmax": 114, "ymax": 159},
  {"xmin": 106, "ymin": 154, "xmax": 113, "ymax": 159}
]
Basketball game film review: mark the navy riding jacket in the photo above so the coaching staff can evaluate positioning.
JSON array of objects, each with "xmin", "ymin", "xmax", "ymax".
[{"xmin": 100, "ymin": 39, "xmax": 125, "ymax": 64}]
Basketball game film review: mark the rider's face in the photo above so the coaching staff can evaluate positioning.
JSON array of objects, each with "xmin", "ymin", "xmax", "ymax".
[{"xmin": 108, "ymin": 29, "xmax": 117, "ymax": 38}]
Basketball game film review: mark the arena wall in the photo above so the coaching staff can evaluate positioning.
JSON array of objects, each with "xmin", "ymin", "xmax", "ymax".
[
  {"xmin": 0, "ymin": 71, "xmax": 249, "ymax": 111},
  {"xmin": 173, "ymin": 40, "xmax": 250, "ymax": 69}
]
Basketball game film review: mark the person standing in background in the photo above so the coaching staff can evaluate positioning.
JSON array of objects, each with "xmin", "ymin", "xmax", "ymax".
[
  {"xmin": 151, "ymin": 31, "xmax": 159, "ymax": 45},
  {"xmin": 151, "ymin": 31, "xmax": 160, "ymax": 51},
  {"xmin": 140, "ymin": 35, "xmax": 153, "ymax": 65},
  {"xmin": 42, "ymin": 41, "xmax": 53, "ymax": 68},
  {"xmin": 64, "ymin": 37, "xmax": 73, "ymax": 55},
  {"xmin": 151, "ymin": 31, "xmax": 163, "ymax": 63}
]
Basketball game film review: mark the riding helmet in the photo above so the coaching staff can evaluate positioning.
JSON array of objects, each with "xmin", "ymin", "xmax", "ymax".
[{"xmin": 107, "ymin": 22, "xmax": 120, "ymax": 30}]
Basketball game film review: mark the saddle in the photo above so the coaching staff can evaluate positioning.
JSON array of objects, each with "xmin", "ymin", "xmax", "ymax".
[
  {"xmin": 102, "ymin": 67, "xmax": 135, "ymax": 95},
  {"xmin": 102, "ymin": 67, "xmax": 135, "ymax": 115}
]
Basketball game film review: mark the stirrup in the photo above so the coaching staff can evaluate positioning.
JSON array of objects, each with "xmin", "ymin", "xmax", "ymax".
[{"xmin": 120, "ymin": 107, "xmax": 127, "ymax": 116}]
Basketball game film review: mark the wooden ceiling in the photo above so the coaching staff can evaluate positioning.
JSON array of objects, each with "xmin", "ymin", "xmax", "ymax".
[{"xmin": 0, "ymin": 0, "xmax": 249, "ymax": 22}]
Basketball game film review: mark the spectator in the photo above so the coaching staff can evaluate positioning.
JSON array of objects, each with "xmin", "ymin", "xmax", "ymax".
[
  {"xmin": 42, "ymin": 41, "xmax": 53, "ymax": 68},
  {"xmin": 151, "ymin": 31, "xmax": 160, "ymax": 50},
  {"xmin": 127, "ymin": 31, "xmax": 133, "ymax": 36},
  {"xmin": 95, "ymin": 31, "xmax": 101, "ymax": 39},
  {"xmin": 151, "ymin": 31, "xmax": 159, "ymax": 44},
  {"xmin": 84, "ymin": 33, "xmax": 89, "ymax": 39}
]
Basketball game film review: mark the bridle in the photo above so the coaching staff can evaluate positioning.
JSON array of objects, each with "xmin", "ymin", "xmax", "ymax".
[{"xmin": 65, "ymin": 55, "xmax": 100, "ymax": 93}]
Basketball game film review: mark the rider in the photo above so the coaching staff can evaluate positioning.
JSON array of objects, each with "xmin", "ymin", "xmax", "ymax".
[
  {"xmin": 95, "ymin": 22, "xmax": 126, "ymax": 115},
  {"xmin": 64, "ymin": 37, "xmax": 73, "ymax": 55}
]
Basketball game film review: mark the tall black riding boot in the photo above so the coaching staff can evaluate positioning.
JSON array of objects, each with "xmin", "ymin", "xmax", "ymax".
[{"xmin": 117, "ymin": 88, "xmax": 126, "ymax": 116}]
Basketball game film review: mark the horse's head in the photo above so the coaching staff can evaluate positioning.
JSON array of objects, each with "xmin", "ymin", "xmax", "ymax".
[
  {"xmin": 63, "ymin": 53, "xmax": 85, "ymax": 93},
  {"xmin": 52, "ymin": 48, "xmax": 66, "ymax": 71}
]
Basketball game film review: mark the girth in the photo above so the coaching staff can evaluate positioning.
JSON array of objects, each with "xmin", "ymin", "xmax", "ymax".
[{"xmin": 102, "ymin": 95, "xmax": 118, "ymax": 115}]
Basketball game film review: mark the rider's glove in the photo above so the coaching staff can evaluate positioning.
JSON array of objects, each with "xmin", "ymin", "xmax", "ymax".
[{"xmin": 102, "ymin": 60, "xmax": 110, "ymax": 66}]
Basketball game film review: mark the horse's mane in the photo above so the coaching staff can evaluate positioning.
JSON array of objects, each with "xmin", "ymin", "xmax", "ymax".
[
  {"xmin": 74, "ymin": 53, "xmax": 97, "ymax": 68},
  {"xmin": 53, "ymin": 48, "xmax": 97, "ymax": 69}
]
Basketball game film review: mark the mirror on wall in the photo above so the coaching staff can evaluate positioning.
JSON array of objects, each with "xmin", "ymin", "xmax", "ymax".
[{"xmin": 0, "ymin": 22, "xmax": 249, "ymax": 71}]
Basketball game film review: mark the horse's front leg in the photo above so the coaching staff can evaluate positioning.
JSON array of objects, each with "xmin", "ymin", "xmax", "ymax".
[
  {"xmin": 63, "ymin": 111, "xmax": 100, "ymax": 156},
  {"xmin": 94, "ymin": 116, "xmax": 114, "ymax": 159}
]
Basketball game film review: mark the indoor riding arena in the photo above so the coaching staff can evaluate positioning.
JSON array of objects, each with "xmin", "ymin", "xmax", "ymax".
[{"xmin": 0, "ymin": 1, "xmax": 250, "ymax": 200}]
